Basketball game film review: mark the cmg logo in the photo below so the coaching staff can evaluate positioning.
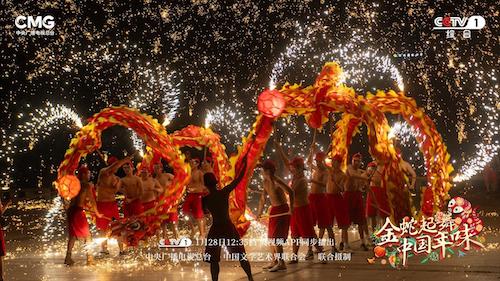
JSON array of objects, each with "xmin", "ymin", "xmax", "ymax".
[{"xmin": 15, "ymin": 15, "xmax": 55, "ymax": 29}]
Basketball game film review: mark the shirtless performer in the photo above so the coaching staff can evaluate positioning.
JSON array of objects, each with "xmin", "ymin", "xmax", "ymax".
[
  {"xmin": 307, "ymin": 150, "xmax": 335, "ymax": 252},
  {"xmin": 326, "ymin": 155, "xmax": 351, "ymax": 251},
  {"xmin": 182, "ymin": 158, "xmax": 207, "ymax": 238},
  {"xmin": 344, "ymin": 153, "xmax": 369, "ymax": 251},
  {"xmin": 96, "ymin": 155, "xmax": 131, "ymax": 255},
  {"xmin": 275, "ymin": 141, "xmax": 324, "ymax": 263},
  {"xmin": 140, "ymin": 168, "xmax": 163, "ymax": 211},
  {"xmin": 257, "ymin": 160, "xmax": 294, "ymax": 272},
  {"xmin": 153, "ymin": 162, "xmax": 177, "ymax": 239},
  {"xmin": 120, "ymin": 163, "xmax": 144, "ymax": 218},
  {"xmin": 65, "ymin": 166, "xmax": 102, "ymax": 266},
  {"xmin": 365, "ymin": 161, "xmax": 391, "ymax": 234}
]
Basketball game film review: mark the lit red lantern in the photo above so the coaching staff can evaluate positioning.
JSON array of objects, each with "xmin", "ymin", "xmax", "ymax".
[
  {"xmin": 257, "ymin": 89, "xmax": 286, "ymax": 118},
  {"xmin": 56, "ymin": 174, "xmax": 81, "ymax": 200}
]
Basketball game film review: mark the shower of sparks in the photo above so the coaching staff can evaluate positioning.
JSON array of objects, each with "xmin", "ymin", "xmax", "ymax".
[
  {"xmin": 130, "ymin": 129, "xmax": 146, "ymax": 157},
  {"xmin": 389, "ymin": 121, "xmax": 419, "ymax": 143},
  {"xmin": 0, "ymin": 102, "xmax": 83, "ymax": 159},
  {"xmin": 453, "ymin": 70, "xmax": 499, "ymax": 182},
  {"xmin": 42, "ymin": 196, "xmax": 65, "ymax": 243},
  {"xmin": 269, "ymin": 23, "xmax": 312, "ymax": 90},
  {"xmin": 0, "ymin": 1, "xmax": 497, "ymax": 203},
  {"xmin": 0, "ymin": 3, "xmax": 498, "ymax": 278},
  {"xmin": 0, "ymin": 103, "xmax": 83, "ymax": 189},
  {"xmin": 128, "ymin": 66, "xmax": 181, "ymax": 121},
  {"xmin": 205, "ymin": 102, "xmax": 252, "ymax": 148},
  {"xmin": 389, "ymin": 121, "xmax": 425, "ymax": 172},
  {"xmin": 269, "ymin": 25, "xmax": 405, "ymax": 93}
]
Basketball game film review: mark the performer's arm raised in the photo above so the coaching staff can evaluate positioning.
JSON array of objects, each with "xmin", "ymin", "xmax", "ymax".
[
  {"xmin": 274, "ymin": 139, "xmax": 291, "ymax": 172},
  {"xmin": 103, "ymin": 155, "xmax": 133, "ymax": 176}
]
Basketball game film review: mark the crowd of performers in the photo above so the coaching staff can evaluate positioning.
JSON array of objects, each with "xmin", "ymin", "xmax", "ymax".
[
  {"xmin": 0, "ymin": 142, "xmax": 497, "ymax": 281},
  {"xmin": 61, "ymin": 149, "xmax": 254, "ymax": 280},
  {"xmin": 57, "ymin": 134, "xmax": 420, "ymax": 280},
  {"xmin": 254, "ymin": 140, "xmax": 416, "ymax": 272},
  {"xmin": 64, "ymin": 155, "xmax": 180, "ymax": 265}
]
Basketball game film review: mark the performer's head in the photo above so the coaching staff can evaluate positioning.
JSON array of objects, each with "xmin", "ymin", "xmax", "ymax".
[
  {"xmin": 315, "ymin": 152, "xmax": 326, "ymax": 167},
  {"xmin": 290, "ymin": 157, "xmax": 305, "ymax": 175},
  {"xmin": 262, "ymin": 159, "xmax": 276, "ymax": 178},
  {"xmin": 331, "ymin": 154, "xmax": 343, "ymax": 169},
  {"xmin": 140, "ymin": 167, "xmax": 150, "ymax": 178},
  {"xmin": 351, "ymin": 153, "xmax": 362, "ymax": 169},
  {"xmin": 201, "ymin": 157, "xmax": 213, "ymax": 172},
  {"xmin": 203, "ymin": 172, "xmax": 218, "ymax": 193},
  {"xmin": 122, "ymin": 162, "xmax": 134, "ymax": 175},
  {"xmin": 153, "ymin": 161, "xmax": 163, "ymax": 175},
  {"xmin": 190, "ymin": 158, "xmax": 200, "ymax": 169},
  {"xmin": 107, "ymin": 156, "xmax": 118, "ymax": 166},
  {"xmin": 77, "ymin": 165, "xmax": 90, "ymax": 182}
]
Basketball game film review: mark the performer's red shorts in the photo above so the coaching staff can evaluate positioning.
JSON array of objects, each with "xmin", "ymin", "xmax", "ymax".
[
  {"xmin": 366, "ymin": 186, "xmax": 390, "ymax": 218},
  {"xmin": 142, "ymin": 200, "xmax": 156, "ymax": 212},
  {"xmin": 290, "ymin": 204, "xmax": 317, "ymax": 239},
  {"xmin": 326, "ymin": 193, "xmax": 351, "ymax": 228},
  {"xmin": 123, "ymin": 199, "xmax": 144, "ymax": 218},
  {"xmin": 308, "ymin": 193, "xmax": 332, "ymax": 228},
  {"xmin": 0, "ymin": 228, "xmax": 5, "ymax": 257},
  {"xmin": 67, "ymin": 206, "xmax": 90, "ymax": 238},
  {"xmin": 96, "ymin": 201, "xmax": 120, "ymax": 231},
  {"xmin": 182, "ymin": 193, "xmax": 204, "ymax": 219},
  {"xmin": 204, "ymin": 222, "xmax": 246, "ymax": 263},
  {"xmin": 268, "ymin": 204, "xmax": 290, "ymax": 242},
  {"xmin": 344, "ymin": 191, "xmax": 366, "ymax": 225}
]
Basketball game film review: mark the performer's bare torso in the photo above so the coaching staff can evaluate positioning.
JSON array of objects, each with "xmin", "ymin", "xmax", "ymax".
[
  {"xmin": 140, "ymin": 176, "xmax": 160, "ymax": 202},
  {"xmin": 292, "ymin": 176, "xmax": 309, "ymax": 207},
  {"xmin": 72, "ymin": 182, "xmax": 93, "ymax": 208},
  {"xmin": 187, "ymin": 169, "xmax": 206, "ymax": 193},
  {"xmin": 97, "ymin": 171, "xmax": 120, "ymax": 202},
  {"xmin": 263, "ymin": 177, "xmax": 288, "ymax": 206},
  {"xmin": 369, "ymin": 166, "xmax": 383, "ymax": 187},
  {"xmin": 155, "ymin": 172, "xmax": 173, "ymax": 196},
  {"xmin": 310, "ymin": 166, "xmax": 327, "ymax": 194},
  {"xmin": 346, "ymin": 165, "xmax": 366, "ymax": 192},
  {"xmin": 121, "ymin": 175, "xmax": 142, "ymax": 202},
  {"xmin": 156, "ymin": 173, "xmax": 173, "ymax": 188},
  {"xmin": 327, "ymin": 168, "xmax": 346, "ymax": 194}
]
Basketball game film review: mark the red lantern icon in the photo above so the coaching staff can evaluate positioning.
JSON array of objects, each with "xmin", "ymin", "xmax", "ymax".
[{"xmin": 257, "ymin": 89, "xmax": 286, "ymax": 118}]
